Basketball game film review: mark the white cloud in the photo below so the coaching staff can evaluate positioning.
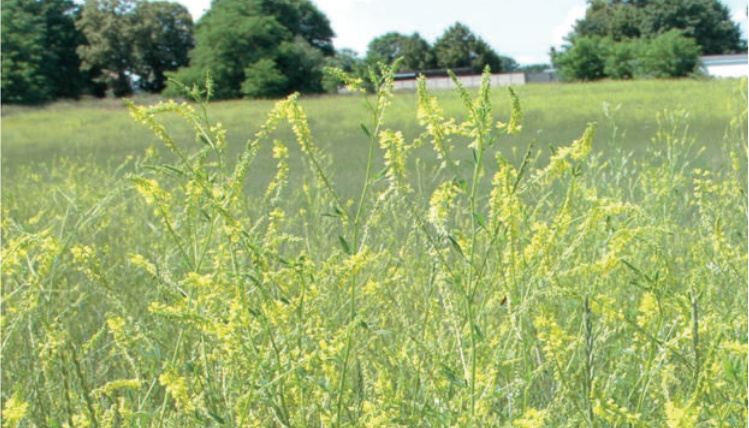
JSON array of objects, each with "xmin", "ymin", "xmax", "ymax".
[{"xmin": 552, "ymin": 4, "xmax": 587, "ymax": 48}]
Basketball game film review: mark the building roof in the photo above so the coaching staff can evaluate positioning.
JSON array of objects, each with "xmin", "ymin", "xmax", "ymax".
[{"xmin": 701, "ymin": 54, "xmax": 748, "ymax": 66}]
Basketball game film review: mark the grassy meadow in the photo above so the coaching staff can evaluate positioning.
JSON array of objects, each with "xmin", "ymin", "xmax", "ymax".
[{"xmin": 2, "ymin": 72, "xmax": 747, "ymax": 427}]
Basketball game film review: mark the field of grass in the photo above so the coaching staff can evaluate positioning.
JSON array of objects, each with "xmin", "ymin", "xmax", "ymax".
[
  {"xmin": 2, "ymin": 72, "xmax": 747, "ymax": 427},
  {"xmin": 2, "ymin": 78, "xmax": 742, "ymax": 189}
]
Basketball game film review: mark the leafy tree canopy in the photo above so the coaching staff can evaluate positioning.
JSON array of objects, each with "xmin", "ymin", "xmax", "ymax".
[
  {"xmin": 166, "ymin": 0, "xmax": 335, "ymax": 99},
  {"xmin": 77, "ymin": 0, "xmax": 194, "ymax": 96},
  {"xmin": 434, "ymin": 22, "xmax": 506, "ymax": 73},
  {"xmin": 77, "ymin": 0, "xmax": 139, "ymax": 96},
  {"xmin": 570, "ymin": 0, "xmax": 746, "ymax": 54},
  {"xmin": 365, "ymin": 32, "xmax": 436, "ymax": 71},
  {"xmin": 132, "ymin": 1, "xmax": 195, "ymax": 93},
  {"xmin": 1, "ymin": 0, "xmax": 92, "ymax": 104},
  {"xmin": 554, "ymin": 30, "xmax": 703, "ymax": 81}
]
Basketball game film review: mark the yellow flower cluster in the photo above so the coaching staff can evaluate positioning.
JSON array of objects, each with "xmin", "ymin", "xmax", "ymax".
[
  {"xmin": 428, "ymin": 181, "xmax": 458, "ymax": 236},
  {"xmin": 159, "ymin": 367, "xmax": 196, "ymax": 414},
  {"xmin": 1, "ymin": 393, "xmax": 29, "ymax": 428}
]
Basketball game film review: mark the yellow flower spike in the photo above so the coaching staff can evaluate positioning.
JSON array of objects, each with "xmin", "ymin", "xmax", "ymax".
[
  {"xmin": 665, "ymin": 400, "xmax": 699, "ymax": 428},
  {"xmin": 513, "ymin": 408, "xmax": 549, "ymax": 428},
  {"xmin": 506, "ymin": 87, "xmax": 523, "ymax": 135},
  {"xmin": 417, "ymin": 76, "xmax": 456, "ymax": 169},
  {"xmin": 324, "ymin": 66, "xmax": 367, "ymax": 93},
  {"xmin": 159, "ymin": 367, "xmax": 196, "ymax": 414},
  {"xmin": 379, "ymin": 129, "xmax": 412, "ymax": 194},
  {"xmin": 428, "ymin": 181, "xmax": 458, "ymax": 236},
  {"xmin": 265, "ymin": 140, "xmax": 290, "ymax": 203},
  {"xmin": 2, "ymin": 392, "xmax": 29, "ymax": 428},
  {"xmin": 536, "ymin": 123, "xmax": 596, "ymax": 183}
]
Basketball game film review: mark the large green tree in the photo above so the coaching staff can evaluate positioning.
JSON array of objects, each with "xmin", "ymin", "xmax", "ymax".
[
  {"xmin": 572, "ymin": 0, "xmax": 643, "ymax": 41},
  {"xmin": 365, "ymin": 32, "xmax": 435, "ymax": 71},
  {"xmin": 166, "ymin": 0, "xmax": 335, "ymax": 99},
  {"xmin": 433, "ymin": 22, "xmax": 507, "ymax": 73},
  {"xmin": 77, "ymin": 0, "xmax": 194, "ymax": 96},
  {"xmin": 132, "ymin": 1, "xmax": 195, "ymax": 93},
  {"xmin": 640, "ymin": 0, "xmax": 746, "ymax": 54},
  {"xmin": 571, "ymin": 0, "xmax": 745, "ymax": 54},
  {"xmin": 1, "ymin": 0, "xmax": 52, "ymax": 103},
  {"xmin": 77, "ymin": 0, "xmax": 138, "ymax": 96},
  {"xmin": 1, "ymin": 0, "xmax": 92, "ymax": 103}
]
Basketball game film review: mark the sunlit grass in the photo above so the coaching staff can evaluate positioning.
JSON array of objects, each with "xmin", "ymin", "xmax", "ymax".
[{"xmin": 2, "ymin": 75, "xmax": 746, "ymax": 427}]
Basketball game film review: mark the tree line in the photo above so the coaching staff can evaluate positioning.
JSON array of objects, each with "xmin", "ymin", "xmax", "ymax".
[
  {"xmin": 2, "ymin": 0, "xmax": 195, "ymax": 103},
  {"xmin": 553, "ymin": 0, "xmax": 746, "ymax": 81},
  {"xmin": 0, "ymin": 0, "xmax": 517, "ymax": 103},
  {"xmin": 2, "ymin": 0, "xmax": 745, "ymax": 103}
]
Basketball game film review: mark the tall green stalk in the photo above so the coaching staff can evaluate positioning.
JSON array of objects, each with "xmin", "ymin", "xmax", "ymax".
[{"xmin": 335, "ymin": 62, "xmax": 396, "ymax": 427}]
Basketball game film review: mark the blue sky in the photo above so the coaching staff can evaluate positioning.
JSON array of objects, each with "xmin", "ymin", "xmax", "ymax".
[{"xmin": 176, "ymin": 0, "xmax": 749, "ymax": 65}]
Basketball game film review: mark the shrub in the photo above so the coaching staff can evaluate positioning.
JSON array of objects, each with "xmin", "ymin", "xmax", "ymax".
[
  {"xmin": 636, "ymin": 29, "xmax": 703, "ymax": 78},
  {"xmin": 555, "ymin": 36, "xmax": 606, "ymax": 81},
  {"xmin": 556, "ymin": 30, "xmax": 703, "ymax": 81}
]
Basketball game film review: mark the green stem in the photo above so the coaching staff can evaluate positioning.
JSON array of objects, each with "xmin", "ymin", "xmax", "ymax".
[
  {"xmin": 467, "ymin": 138, "xmax": 486, "ymax": 420},
  {"xmin": 336, "ymin": 83, "xmax": 384, "ymax": 428},
  {"xmin": 584, "ymin": 295, "xmax": 595, "ymax": 428},
  {"xmin": 157, "ymin": 329, "xmax": 185, "ymax": 428}
]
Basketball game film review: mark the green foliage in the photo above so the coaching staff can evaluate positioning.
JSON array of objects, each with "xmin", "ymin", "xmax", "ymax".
[
  {"xmin": 40, "ymin": 0, "xmax": 95, "ymax": 99},
  {"xmin": 571, "ymin": 0, "xmax": 746, "ymax": 54},
  {"xmin": 365, "ymin": 32, "xmax": 436, "ymax": 71},
  {"xmin": 637, "ymin": 29, "xmax": 703, "ymax": 78},
  {"xmin": 498, "ymin": 55, "xmax": 520, "ymax": 72},
  {"xmin": 77, "ymin": 0, "xmax": 194, "ymax": 97},
  {"xmin": 556, "ymin": 31, "xmax": 703, "ymax": 81},
  {"xmin": 434, "ymin": 22, "xmax": 506, "ymax": 73},
  {"xmin": 1, "ymin": 74, "xmax": 746, "ymax": 426},
  {"xmin": 321, "ymin": 48, "xmax": 368, "ymax": 93},
  {"xmin": 518, "ymin": 63, "xmax": 552, "ymax": 73},
  {"xmin": 132, "ymin": 1, "xmax": 194, "ymax": 93},
  {"xmin": 1, "ymin": 0, "xmax": 52, "ymax": 104},
  {"xmin": 277, "ymin": 35, "xmax": 328, "ymax": 94},
  {"xmin": 77, "ymin": 0, "xmax": 139, "ymax": 97},
  {"xmin": 554, "ymin": 36, "xmax": 606, "ymax": 81},
  {"xmin": 601, "ymin": 36, "xmax": 638, "ymax": 79},
  {"xmin": 1, "ymin": 0, "xmax": 91, "ymax": 104},
  {"xmin": 241, "ymin": 58, "xmax": 288, "ymax": 97},
  {"xmin": 573, "ymin": 0, "xmax": 643, "ymax": 41},
  {"xmin": 640, "ymin": 0, "xmax": 747, "ymax": 54},
  {"xmin": 261, "ymin": 0, "xmax": 335, "ymax": 56},
  {"xmin": 166, "ymin": 0, "xmax": 334, "ymax": 99}
]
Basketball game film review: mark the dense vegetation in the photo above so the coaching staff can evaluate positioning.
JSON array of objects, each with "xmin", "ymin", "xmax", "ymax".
[
  {"xmin": 553, "ymin": 0, "xmax": 746, "ymax": 81},
  {"xmin": 163, "ymin": 0, "xmax": 336, "ymax": 99},
  {"xmin": 4, "ymin": 0, "xmax": 745, "ymax": 103},
  {"xmin": 365, "ymin": 24, "xmax": 518, "ymax": 74},
  {"xmin": 1, "ymin": 0, "xmax": 194, "ymax": 102},
  {"xmin": 570, "ymin": 0, "xmax": 746, "ymax": 54},
  {"xmin": 554, "ymin": 29, "xmax": 703, "ymax": 81},
  {"xmin": 2, "ymin": 68, "xmax": 746, "ymax": 426},
  {"xmin": 1, "ymin": 0, "xmax": 101, "ymax": 103},
  {"xmin": 0, "ymin": 0, "xmax": 519, "ymax": 103}
]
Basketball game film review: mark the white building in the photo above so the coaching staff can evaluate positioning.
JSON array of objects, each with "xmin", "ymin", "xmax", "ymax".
[{"xmin": 700, "ymin": 54, "xmax": 748, "ymax": 78}]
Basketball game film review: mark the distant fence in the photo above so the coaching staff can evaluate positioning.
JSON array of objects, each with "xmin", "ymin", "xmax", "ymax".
[{"xmin": 338, "ymin": 71, "xmax": 558, "ymax": 94}]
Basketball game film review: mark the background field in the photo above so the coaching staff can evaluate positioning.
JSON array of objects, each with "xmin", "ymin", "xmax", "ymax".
[
  {"xmin": 3, "ymin": 78, "xmax": 742, "ymax": 192},
  {"xmin": 2, "ymin": 77, "xmax": 747, "ymax": 427}
]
